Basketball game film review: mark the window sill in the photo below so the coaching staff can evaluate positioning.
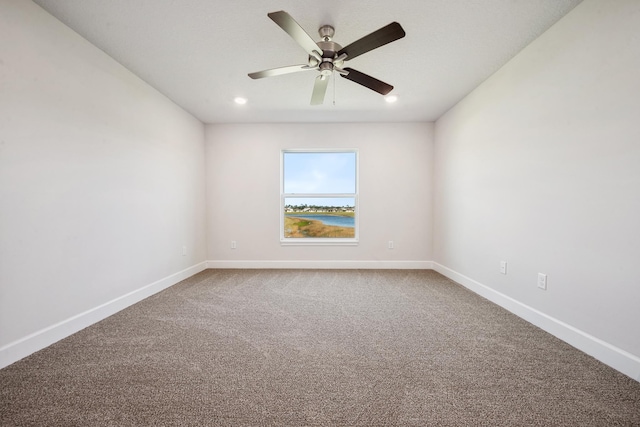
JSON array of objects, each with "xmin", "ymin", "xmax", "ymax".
[{"xmin": 280, "ymin": 239, "xmax": 359, "ymax": 246}]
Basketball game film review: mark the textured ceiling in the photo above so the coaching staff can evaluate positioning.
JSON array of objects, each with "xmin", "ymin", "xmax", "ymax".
[{"xmin": 32, "ymin": 0, "xmax": 583, "ymax": 124}]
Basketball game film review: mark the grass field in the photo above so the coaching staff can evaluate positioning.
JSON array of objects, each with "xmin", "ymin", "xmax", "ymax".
[{"xmin": 284, "ymin": 216, "xmax": 355, "ymax": 238}]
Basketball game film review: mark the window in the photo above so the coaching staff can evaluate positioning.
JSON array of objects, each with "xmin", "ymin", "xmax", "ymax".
[{"xmin": 281, "ymin": 150, "xmax": 358, "ymax": 245}]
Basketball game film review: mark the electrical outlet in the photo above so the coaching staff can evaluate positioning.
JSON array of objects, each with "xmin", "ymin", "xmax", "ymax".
[
  {"xmin": 537, "ymin": 273, "xmax": 547, "ymax": 290},
  {"xmin": 231, "ymin": 240, "xmax": 237, "ymax": 249},
  {"xmin": 388, "ymin": 240, "xmax": 394, "ymax": 249},
  {"xmin": 500, "ymin": 260, "xmax": 507, "ymax": 275},
  {"xmin": 182, "ymin": 246, "xmax": 186, "ymax": 256}
]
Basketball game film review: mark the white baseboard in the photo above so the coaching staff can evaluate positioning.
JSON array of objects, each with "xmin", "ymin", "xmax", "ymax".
[
  {"xmin": 5, "ymin": 260, "xmax": 637, "ymax": 382},
  {"xmin": 207, "ymin": 260, "xmax": 434, "ymax": 269},
  {"xmin": 432, "ymin": 262, "xmax": 640, "ymax": 382},
  {"xmin": 0, "ymin": 261, "xmax": 208, "ymax": 370}
]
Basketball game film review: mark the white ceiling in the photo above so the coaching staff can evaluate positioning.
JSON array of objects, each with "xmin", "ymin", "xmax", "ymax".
[{"xmin": 33, "ymin": 0, "xmax": 582, "ymax": 124}]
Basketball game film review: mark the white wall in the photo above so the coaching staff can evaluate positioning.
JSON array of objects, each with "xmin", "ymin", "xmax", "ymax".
[
  {"xmin": 3, "ymin": 0, "xmax": 636, "ymax": 382},
  {"xmin": 0, "ymin": 0, "xmax": 207, "ymax": 367},
  {"xmin": 205, "ymin": 123, "xmax": 433, "ymax": 268},
  {"xmin": 433, "ymin": 0, "xmax": 640, "ymax": 379}
]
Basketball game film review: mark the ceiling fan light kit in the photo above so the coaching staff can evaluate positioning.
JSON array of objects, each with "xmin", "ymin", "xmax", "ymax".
[{"xmin": 248, "ymin": 11, "xmax": 405, "ymax": 105}]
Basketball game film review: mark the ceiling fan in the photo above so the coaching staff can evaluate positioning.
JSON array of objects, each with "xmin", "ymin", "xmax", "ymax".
[{"xmin": 248, "ymin": 11, "xmax": 406, "ymax": 105}]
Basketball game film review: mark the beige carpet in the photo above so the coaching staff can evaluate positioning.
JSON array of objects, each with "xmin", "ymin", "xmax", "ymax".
[{"xmin": 1, "ymin": 269, "xmax": 639, "ymax": 426}]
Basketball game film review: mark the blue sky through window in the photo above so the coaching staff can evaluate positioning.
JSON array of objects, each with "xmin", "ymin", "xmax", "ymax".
[{"xmin": 283, "ymin": 152, "xmax": 356, "ymax": 207}]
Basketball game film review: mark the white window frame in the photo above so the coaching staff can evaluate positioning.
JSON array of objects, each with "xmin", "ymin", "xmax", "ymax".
[{"xmin": 280, "ymin": 149, "xmax": 359, "ymax": 246}]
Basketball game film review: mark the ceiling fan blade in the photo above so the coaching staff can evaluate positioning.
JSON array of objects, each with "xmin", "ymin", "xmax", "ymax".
[
  {"xmin": 310, "ymin": 75, "xmax": 329, "ymax": 105},
  {"xmin": 248, "ymin": 65, "xmax": 314, "ymax": 79},
  {"xmin": 338, "ymin": 22, "xmax": 406, "ymax": 61},
  {"xmin": 268, "ymin": 11, "xmax": 322, "ymax": 58},
  {"xmin": 340, "ymin": 68, "xmax": 393, "ymax": 95}
]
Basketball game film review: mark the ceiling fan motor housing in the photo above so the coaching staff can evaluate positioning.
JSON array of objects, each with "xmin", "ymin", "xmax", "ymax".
[{"xmin": 316, "ymin": 37, "xmax": 342, "ymax": 76}]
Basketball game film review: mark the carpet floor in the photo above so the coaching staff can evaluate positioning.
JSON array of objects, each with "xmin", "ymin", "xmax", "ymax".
[{"xmin": 1, "ymin": 269, "xmax": 639, "ymax": 426}]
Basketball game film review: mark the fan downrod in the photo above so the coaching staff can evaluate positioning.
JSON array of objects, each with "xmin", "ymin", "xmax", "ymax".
[{"xmin": 318, "ymin": 25, "xmax": 334, "ymax": 41}]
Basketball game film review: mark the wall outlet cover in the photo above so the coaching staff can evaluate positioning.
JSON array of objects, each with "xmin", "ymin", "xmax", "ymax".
[{"xmin": 537, "ymin": 273, "xmax": 547, "ymax": 290}]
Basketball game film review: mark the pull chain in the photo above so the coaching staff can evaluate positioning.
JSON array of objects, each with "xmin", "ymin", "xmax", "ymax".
[{"xmin": 333, "ymin": 71, "xmax": 336, "ymax": 106}]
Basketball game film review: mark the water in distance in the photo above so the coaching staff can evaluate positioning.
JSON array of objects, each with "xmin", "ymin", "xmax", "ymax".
[{"xmin": 287, "ymin": 214, "xmax": 355, "ymax": 228}]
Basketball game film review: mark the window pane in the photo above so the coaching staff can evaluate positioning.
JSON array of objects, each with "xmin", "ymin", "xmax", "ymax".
[
  {"xmin": 283, "ymin": 152, "xmax": 356, "ymax": 194},
  {"xmin": 284, "ymin": 197, "xmax": 355, "ymax": 239}
]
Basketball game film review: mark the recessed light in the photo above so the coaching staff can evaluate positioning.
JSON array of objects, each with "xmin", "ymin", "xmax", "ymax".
[
  {"xmin": 385, "ymin": 95, "xmax": 398, "ymax": 103},
  {"xmin": 234, "ymin": 97, "xmax": 247, "ymax": 105}
]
